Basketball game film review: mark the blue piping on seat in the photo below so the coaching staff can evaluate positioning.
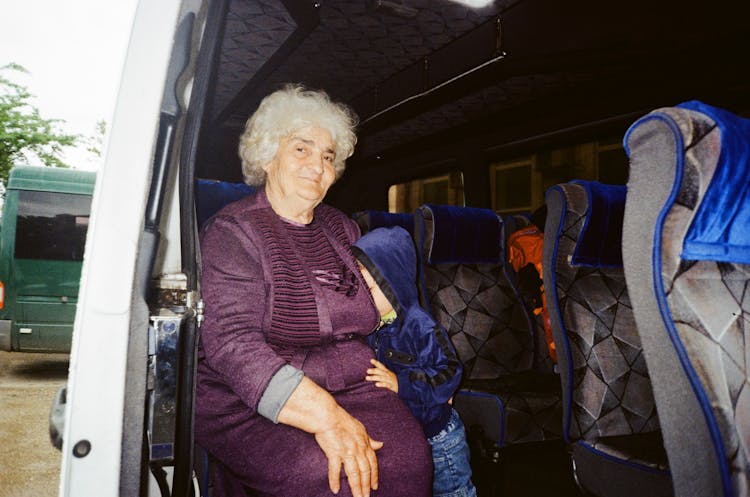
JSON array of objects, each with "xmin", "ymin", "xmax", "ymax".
[
  {"xmin": 575, "ymin": 441, "xmax": 671, "ymax": 476},
  {"xmin": 624, "ymin": 112, "xmax": 732, "ymax": 497},
  {"xmin": 456, "ymin": 389, "xmax": 506, "ymax": 448},
  {"xmin": 545, "ymin": 185, "xmax": 576, "ymax": 445}
]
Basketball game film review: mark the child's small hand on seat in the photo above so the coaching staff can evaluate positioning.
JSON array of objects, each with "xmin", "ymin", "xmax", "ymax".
[{"xmin": 365, "ymin": 359, "xmax": 398, "ymax": 394}]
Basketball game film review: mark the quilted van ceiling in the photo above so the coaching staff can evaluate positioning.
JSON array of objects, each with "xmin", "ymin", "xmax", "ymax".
[{"xmin": 198, "ymin": 0, "xmax": 750, "ymax": 179}]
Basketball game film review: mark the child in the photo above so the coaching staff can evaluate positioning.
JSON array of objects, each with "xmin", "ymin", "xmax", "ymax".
[{"xmin": 352, "ymin": 226, "xmax": 477, "ymax": 497}]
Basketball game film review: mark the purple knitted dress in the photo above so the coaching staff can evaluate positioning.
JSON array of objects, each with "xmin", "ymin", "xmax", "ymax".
[{"xmin": 195, "ymin": 190, "xmax": 432, "ymax": 497}]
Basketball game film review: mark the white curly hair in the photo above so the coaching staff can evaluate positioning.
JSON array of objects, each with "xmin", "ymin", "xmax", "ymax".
[{"xmin": 238, "ymin": 83, "xmax": 359, "ymax": 186}]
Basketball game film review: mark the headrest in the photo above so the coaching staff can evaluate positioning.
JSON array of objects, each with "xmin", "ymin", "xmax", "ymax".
[
  {"xmin": 676, "ymin": 101, "xmax": 750, "ymax": 264},
  {"xmin": 352, "ymin": 210, "xmax": 414, "ymax": 235},
  {"xmin": 570, "ymin": 181, "xmax": 626, "ymax": 268},
  {"xmin": 501, "ymin": 213, "xmax": 530, "ymax": 241},
  {"xmin": 421, "ymin": 204, "xmax": 502, "ymax": 264},
  {"xmin": 196, "ymin": 179, "xmax": 256, "ymax": 228}
]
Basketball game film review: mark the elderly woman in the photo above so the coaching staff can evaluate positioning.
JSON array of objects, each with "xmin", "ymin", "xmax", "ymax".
[{"xmin": 195, "ymin": 84, "xmax": 432, "ymax": 497}]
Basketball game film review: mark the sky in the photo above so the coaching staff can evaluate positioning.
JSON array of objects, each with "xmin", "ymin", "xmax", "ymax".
[{"xmin": 0, "ymin": 0, "xmax": 139, "ymax": 171}]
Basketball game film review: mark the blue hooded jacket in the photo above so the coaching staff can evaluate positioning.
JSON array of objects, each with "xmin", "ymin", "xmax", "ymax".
[{"xmin": 352, "ymin": 226, "xmax": 462, "ymax": 438}]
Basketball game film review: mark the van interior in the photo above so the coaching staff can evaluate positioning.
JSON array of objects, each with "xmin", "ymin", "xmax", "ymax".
[
  {"xmin": 56, "ymin": 1, "xmax": 750, "ymax": 496},
  {"xmin": 182, "ymin": 2, "xmax": 750, "ymax": 495}
]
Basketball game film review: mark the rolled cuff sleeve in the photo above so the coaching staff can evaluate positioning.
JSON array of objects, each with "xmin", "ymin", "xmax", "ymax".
[{"xmin": 257, "ymin": 364, "xmax": 304, "ymax": 422}]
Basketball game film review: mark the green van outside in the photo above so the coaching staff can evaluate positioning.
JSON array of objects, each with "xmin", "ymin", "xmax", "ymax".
[{"xmin": 0, "ymin": 165, "xmax": 96, "ymax": 353}]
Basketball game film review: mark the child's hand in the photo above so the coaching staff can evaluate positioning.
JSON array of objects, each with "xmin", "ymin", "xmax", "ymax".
[{"xmin": 365, "ymin": 359, "xmax": 398, "ymax": 394}]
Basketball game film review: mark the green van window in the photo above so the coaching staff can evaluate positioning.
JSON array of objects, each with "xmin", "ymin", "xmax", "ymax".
[{"xmin": 14, "ymin": 190, "xmax": 92, "ymax": 261}]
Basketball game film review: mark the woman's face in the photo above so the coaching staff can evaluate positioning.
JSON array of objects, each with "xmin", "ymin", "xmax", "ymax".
[{"xmin": 263, "ymin": 125, "xmax": 337, "ymax": 208}]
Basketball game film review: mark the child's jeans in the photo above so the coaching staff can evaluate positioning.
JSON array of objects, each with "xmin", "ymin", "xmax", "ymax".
[{"xmin": 428, "ymin": 407, "xmax": 477, "ymax": 497}]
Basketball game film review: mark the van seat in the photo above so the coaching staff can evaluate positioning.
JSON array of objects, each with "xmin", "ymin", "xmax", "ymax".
[
  {"xmin": 623, "ymin": 101, "xmax": 750, "ymax": 497},
  {"xmin": 415, "ymin": 203, "xmax": 562, "ymax": 451},
  {"xmin": 544, "ymin": 180, "xmax": 672, "ymax": 496}
]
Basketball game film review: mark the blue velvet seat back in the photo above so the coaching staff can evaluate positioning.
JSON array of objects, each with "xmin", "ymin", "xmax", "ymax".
[
  {"xmin": 421, "ymin": 204, "xmax": 502, "ymax": 265},
  {"xmin": 569, "ymin": 180, "xmax": 626, "ymax": 268},
  {"xmin": 676, "ymin": 100, "xmax": 750, "ymax": 265},
  {"xmin": 351, "ymin": 210, "xmax": 415, "ymax": 236},
  {"xmin": 196, "ymin": 179, "xmax": 256, "ymax": 229}
]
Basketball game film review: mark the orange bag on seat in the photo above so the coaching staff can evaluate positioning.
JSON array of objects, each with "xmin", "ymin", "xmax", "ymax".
[{"xmin": 508, "ymin": 226, "xmax": 556, "ymax": 363}]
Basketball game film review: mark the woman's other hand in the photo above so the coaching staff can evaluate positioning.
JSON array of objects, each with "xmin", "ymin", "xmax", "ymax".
[
  {"xmin": 315, "ymin": 406, "xmax": 383, "ymax": 497},
  {"xmin": 276, "ymin": 376, "xmax": 383, "ymax": 497},
  {"xmin": 365, "ymin": 358, "xmax": 398, "ymax": 393}
]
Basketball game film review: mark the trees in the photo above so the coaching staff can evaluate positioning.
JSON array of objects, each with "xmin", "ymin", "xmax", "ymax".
[
  {"xmin": 0, "ymin": 63, "xmax": 79, "ymax": 183},
  {"xmin": 83, "ymin": 119, "xmax": 107, "ymax": 160}
]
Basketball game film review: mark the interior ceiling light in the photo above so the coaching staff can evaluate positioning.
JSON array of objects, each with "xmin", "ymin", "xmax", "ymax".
[{"xmin": 446, "ymin": 0, "xmax": 494, "ymax": 8}]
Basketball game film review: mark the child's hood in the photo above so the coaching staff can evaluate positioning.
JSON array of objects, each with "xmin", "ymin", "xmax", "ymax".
[{"xmin": 352, "ymin": 226, "xmax": 418, "ymax": 314}]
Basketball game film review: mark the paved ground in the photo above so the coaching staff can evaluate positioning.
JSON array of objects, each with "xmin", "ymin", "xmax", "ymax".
[{"xmin": 0, "ymin": 351, "xmax": 69, "ymax": 497}]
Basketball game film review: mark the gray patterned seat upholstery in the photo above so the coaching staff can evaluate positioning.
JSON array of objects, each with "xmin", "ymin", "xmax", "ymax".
[
  {"xmin": 623, "ymin": 102, "xmax": 750, "ymax": 497},
  {"xmin": 414, "ymin": 204, "xmax": 562, "ymax": 450},
  {"xmin": 543, "ymin": 181, "xmax": 673, "ymax": 497}
]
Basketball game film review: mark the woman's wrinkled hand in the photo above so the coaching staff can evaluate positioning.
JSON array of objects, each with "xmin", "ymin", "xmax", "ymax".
[
  {"xmin": 276, "ymin": 376, "xmax": 384, "ymax": 497},
  {"xmin": 314, "ymin": 406, "xmax": 383, "ymax": 497}
]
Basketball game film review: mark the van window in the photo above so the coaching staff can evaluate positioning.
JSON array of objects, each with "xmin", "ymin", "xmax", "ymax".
[
  {"xmin": 491, "ymin": 138, "xmax": 629, "ymax": 215},
  {"xmin": 490, "ymin": 159, "xmax": 537, "ymax": 213},
  {"xmin": 14, "ymin": 190, "xmax": 91, "ymax": 261},
  {"xmin": 388, "ymin": 172, "xmax": 465, "ymax": 212}
]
